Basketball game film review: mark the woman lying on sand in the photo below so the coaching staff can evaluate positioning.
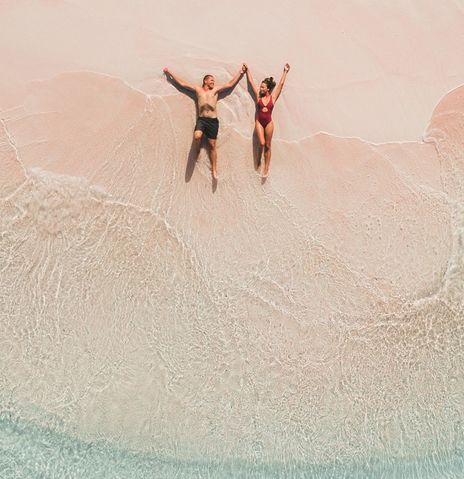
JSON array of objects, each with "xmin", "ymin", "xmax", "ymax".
[{"xmin": 245, "ymin": 63, "xmax": 290, "ymax": 177}]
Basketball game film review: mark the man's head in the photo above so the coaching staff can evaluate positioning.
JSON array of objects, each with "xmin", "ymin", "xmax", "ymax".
[
  {"xmin": 203, "ymin": 74, "xmax": 215, "ymax": 89},
  {"xmin": 259, "ymin": 77, "xmax": 276, "ymax": 97}
]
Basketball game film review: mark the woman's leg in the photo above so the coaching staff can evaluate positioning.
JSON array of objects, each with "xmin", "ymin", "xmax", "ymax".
[
  {"xmin": 262, "ymin": 121, "xmax": 274, "ymax": 177},
  {"xmin": 255, "ymin": 121, "xmax": 265, "ymax": 167}
]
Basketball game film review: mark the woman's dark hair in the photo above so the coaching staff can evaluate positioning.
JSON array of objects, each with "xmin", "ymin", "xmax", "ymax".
[{"xmin": 262, "ymin": 77, "xmax": 276, "ymax": 91}]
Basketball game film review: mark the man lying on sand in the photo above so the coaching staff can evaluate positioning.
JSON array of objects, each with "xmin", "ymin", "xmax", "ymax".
[{"xmin": 163, "ymin": 65, "xmax": 247, "ymax": 180}]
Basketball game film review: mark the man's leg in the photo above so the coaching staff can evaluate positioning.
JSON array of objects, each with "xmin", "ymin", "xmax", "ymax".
[
  {"xmin": 262, "ymin": 122, "xmax": 274, "ymax": 177},
  {"xmin": 207, "ymin": 138, "xmax": 218, "ymax": 179},
  {"xmin": 193, "ymin": 129, "xmax": 203, "ymax": 158}
]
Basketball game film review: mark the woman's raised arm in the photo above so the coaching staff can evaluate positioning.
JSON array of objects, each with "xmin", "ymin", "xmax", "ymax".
[{"xmin": 272, "ymin": 63, "xmax": 290, "ymax": 102}]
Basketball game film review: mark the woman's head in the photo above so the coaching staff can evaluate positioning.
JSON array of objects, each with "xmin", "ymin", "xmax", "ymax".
[{"xmin": 259, "ymin": 77, "xmax": 276, "ymax": 96}]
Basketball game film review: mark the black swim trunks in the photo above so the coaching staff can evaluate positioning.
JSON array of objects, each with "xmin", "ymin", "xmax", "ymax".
[{"xmin": 194, "ymin": 116, "xmax": 219, "ymax": 140}]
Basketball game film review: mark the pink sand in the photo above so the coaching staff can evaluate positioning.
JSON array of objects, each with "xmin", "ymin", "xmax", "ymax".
[{"xmin": 1, "ymin": 0, "xmax": 463, "ymax": 464}]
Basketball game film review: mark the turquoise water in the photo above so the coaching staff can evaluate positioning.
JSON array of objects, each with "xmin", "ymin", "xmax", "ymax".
[{"xmin": 1, "ymin": 414, "xmax": 463, "ymax": 479}]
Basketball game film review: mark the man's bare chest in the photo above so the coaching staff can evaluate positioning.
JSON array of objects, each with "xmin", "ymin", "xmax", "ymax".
[{"xmin": 197, "ymin": 90, "xmax": 218, "ymax": 105}]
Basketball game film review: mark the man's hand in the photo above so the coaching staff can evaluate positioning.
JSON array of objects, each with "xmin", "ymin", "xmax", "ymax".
[
  {"xmin": 241, "ymin": 63, "xmax": 248, "ymax": 74},
  {"xmin": 163, "ymin": 67, "xmax": 170, "ymax": 75},
  {"xmin": 284, "ymin": 63, "xmax": 290, "ymax": 72}
]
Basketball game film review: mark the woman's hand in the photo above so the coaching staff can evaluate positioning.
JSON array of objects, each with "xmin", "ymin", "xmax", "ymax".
[{"xmin": 284, "ymin": 63, "xmax": 290, "ymax": 72}]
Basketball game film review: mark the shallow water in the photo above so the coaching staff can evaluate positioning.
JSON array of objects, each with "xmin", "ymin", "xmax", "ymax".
[
  {"xmin": 1, "ymin": 414, "xmax": 464, "ymax": 479},
  {"xmin": 2, "ymin": 30, "xmax": 464, "ymax": 479}
]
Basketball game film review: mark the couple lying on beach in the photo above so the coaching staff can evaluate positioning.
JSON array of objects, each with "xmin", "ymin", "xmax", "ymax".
[{"xmin": 163, "ymin": 63, "xmax": 290, "ymax": 179}]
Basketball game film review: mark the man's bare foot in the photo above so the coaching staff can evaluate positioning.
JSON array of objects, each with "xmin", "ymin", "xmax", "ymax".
[
  {"xmin": 262, "ymin": 167, "xmax": 269, "ymax": 178},
  {"xmin": 213, "ymin": 169, "xmax": 218, "ymax": 180}
]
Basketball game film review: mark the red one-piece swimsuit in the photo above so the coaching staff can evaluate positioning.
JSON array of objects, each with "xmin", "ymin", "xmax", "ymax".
[{"xmin": 256, "ymin": 96, "xmax": 274, "ymax": 128}]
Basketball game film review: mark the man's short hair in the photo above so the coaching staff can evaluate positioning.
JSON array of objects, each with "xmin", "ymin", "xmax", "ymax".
[{"xmin": 203, "ymin": 74, "xmax": 213, "ymax": 85}]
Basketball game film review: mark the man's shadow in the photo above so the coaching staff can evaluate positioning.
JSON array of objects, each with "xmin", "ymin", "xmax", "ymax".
[
  {"xmin": 164, "ymin": 76, "xmax": 199, "ymax": 181},
  {"xmin": 186, "ymin": 136, "xmax": 218, "ymax": 192}
]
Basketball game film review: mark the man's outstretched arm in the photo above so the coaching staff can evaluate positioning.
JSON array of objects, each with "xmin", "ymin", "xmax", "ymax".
[
  {"xmin": 244, "ymin": 64, "xmax": 259, "ymax": 101},
  {"xmin": 163, "ymin": 68, "xmax": 197, "ymax": 92},
  {"xmin": 216, "ymin": 64, "xmax": 247, "ymax": 93}
]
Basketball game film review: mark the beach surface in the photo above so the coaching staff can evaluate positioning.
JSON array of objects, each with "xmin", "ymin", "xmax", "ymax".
[{"xmin": 1, "ymin": 1, "xmax": 464, "ymax": 476}]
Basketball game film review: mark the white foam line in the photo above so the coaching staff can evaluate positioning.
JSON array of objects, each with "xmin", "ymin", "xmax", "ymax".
[
  {"xmin": 12, "ymin": 70, "xmax": 464, "ymax": 147},
  {"xmin": 0, "ymin": 119, "xmax": 28, "ymax": 175},
  {"xmin": 28, "ymin": 70, "xmax": 148, "ymax": 99},
  {"xmin": 0, "ymin": 119, "xmax": 30, "ymax": 202}
]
